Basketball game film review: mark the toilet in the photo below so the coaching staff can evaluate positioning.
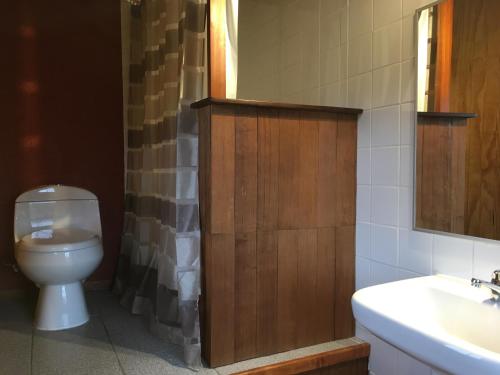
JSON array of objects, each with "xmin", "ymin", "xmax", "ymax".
[{"xmin": 14, "ymin": 185, "xmax": 103, "ymax": 330}]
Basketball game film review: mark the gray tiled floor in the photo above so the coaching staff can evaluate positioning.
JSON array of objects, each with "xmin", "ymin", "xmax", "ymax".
[
  {"xmin": 0, "ymin": 290, "xmax": 216, "ymax": 375},
  {"xmin": 0, "ymin": 291, "xmax": 361, "ymax": 375}
]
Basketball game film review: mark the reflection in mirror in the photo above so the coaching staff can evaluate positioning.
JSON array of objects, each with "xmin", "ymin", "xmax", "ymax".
[
  {"xmin": 235, "ymin": 0, "xmax": 347, "ymax": 106},
  {"xmin": 414, "ymin": 0, "xmax": 500, "ymax": 240}
]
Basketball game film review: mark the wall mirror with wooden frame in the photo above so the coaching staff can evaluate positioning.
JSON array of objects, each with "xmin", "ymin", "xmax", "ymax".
[{"xmin": 414, "ymin": 0, "xmax": 500, "ymax": 240}]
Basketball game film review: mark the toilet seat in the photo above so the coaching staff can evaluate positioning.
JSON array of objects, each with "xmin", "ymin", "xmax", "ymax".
[{"xmin": 17, "ymin": 228, "xmax": 100, "ymax": 253}]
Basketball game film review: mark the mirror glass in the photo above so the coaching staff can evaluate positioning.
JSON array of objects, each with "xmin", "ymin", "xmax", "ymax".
[
  {"xmin": 414, "ymin": 0, "xmax": 500, "ymax": 240},
  {"xmin": 234, "ymin": 0, "xmax": 347, "ymax": 107}
]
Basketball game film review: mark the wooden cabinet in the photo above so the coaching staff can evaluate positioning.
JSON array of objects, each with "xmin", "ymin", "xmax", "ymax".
[{"xmin": 193, "ymin": 98, "xmax": 361, "ymax": 367}]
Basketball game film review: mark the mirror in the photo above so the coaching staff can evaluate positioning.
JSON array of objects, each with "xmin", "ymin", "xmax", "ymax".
[
  {"xmin": 234, "ymin": 0, "xmax": 347, "ymax": 107},
  {"xmin": 414, "ymin": 0, "xmax": 500, "ymax": 240}
]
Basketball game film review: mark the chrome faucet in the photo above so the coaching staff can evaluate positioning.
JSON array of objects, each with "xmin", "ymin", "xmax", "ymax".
[{"xmin": 471, "ymin": 270, "xmax": 500, "ymax": 299}]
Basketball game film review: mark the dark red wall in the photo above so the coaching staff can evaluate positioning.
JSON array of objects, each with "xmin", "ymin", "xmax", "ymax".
[{"xmin": 0, "ymin": 0, "xmax": 124, "ymax": 290}]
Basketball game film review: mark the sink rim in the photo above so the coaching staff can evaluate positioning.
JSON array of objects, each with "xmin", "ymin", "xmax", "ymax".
[{"xmin": 352, "ymin": 275, "xmax": 500, "ymax": 375}]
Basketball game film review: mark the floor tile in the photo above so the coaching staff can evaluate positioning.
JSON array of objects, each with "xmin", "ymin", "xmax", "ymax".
[
  {"xmin": 32, "ymin": 316, "xmax": 122, "ymax": 375},
  {"xmin": 0, "ymin": 324, "xmax": 32, "ymax": 375},
  {"xmin": 115, "ymin": 347, "xmax": 216, "ymax": 375}
]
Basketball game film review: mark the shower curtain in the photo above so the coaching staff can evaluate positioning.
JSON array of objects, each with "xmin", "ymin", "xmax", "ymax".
[{"xmin": 114, "ymin": 0, "xmax": 207, "ymax": 367}]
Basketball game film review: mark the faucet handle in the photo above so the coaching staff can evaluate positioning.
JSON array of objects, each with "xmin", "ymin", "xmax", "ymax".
[{"xmin": 491, "ymin": 270, "xmax": 500, "ymax": 284}]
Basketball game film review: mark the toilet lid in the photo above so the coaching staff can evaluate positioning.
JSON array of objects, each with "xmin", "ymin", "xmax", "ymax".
[{"xmin": 17, "ymin": 228, "xmax": 100, "ymax": 253}]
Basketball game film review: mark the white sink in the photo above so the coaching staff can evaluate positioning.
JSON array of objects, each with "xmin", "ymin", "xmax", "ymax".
[{"xmin": 352, "ymin": 275, "xmax": 500, "ymax": 375}]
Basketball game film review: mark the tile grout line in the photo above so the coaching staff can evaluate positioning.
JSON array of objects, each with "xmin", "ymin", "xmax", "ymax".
[{"xmin": 99, "ymin": 314, "xmax": 127, "ymax": 375}]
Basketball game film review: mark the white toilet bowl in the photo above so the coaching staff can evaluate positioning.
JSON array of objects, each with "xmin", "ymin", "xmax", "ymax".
[
  {"xmin": 13, "ymin": 186, "xmax": 104, "ymax": 331},
  {"xmin": 15, "ymin": 228, "xmax": 103, "ymax": 330}
]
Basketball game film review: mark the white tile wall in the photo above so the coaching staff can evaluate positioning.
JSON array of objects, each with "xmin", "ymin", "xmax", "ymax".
[
  {"xmin": 346, "ymin": 0, "xmax": 500, "ymax": 372},
  {"xmin": 238, "ymin": 0, "xmax": 500, "ymax": 373}
]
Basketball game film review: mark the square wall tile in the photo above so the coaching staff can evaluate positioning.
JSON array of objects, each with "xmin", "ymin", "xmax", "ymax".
[
  {"xmin": 373, "ymin": 63, "xmax": 401, "ymax": 108},
  {"xmin": 372, "ymin": 105, "xmax": 400, "ymax": 146},
  {"xmin": 372, "ymin": 186, "xmax": 398, "ymax": 225},
  {"xmin": 399, "ymin": 229, "xmax": 432, "ymax": 275},
  {"xmin": 356, "ymin": 256, "xmax": 372, "ymax": 290},
  {"xmin": 398, "ymin": 268, "xmax": 423, "ymax": 280},
  {"xmin": 374, "ymin": 0, "xmax": 402, "ymax": 29},
  {"xmin": 340, "ymin": 7, "xmax": 348, "ymax": 44},
  {"xmin": 357, "ymin": 222, "xmax": 372, "ymax": 257},
  {"xmin": 357, "ymin": 185, "xmax": 371, "ymax": 221},
  {"xmin": 433, "ymin": 234, "xmax": 473, "ymax": 279},
  {"xmin": 403, "ymin": 0, "xmax": 434, "ymax": 16},
  {"xmin": 371, "ymin": 224, "xmax": 398, "ymax": 265},
  {"xmin": 400, "ymin": 102, "xmax": 415, "ymax": 145},
  {"xmin": 371, "ymin": 260, "xmax": 400, "ymax": 285},
  {"xmin": 398, "ymin": 186, "xmax": 412, "ymax": 228},
  {"xmin": 321, "ymin": 0, "xmax": 346, "ymax": 15},
  {"xmin": 320, "ymin": 47, "xmax": 340, "ymax": 85},
  {"xmin": 401, "ymin": 58, "xmax": 416, "ymax": 102},
  {"xmin": 372, "ymin": 147, "xmax": 399, "ymax": 185},
  {"xmin": 357, "ymin": 110, "xmax": 371, "ymax": 148},
  {"xmin": 320, "ymin": 82, "xmax": 341, "ymax": 106},
  {"xmin": 402, "ymin": 15, "xmax": 416, "ymax": 60},
  {"xmin": 473, "ymin": 241, "xmax": 500, "ymax": 281},
  {"xmin": 357, "ymin": 148, "xmax": 371, "ymax": 185},
  {"xmin": 320, "ymin": 11, "xmax": 341, "ymax": 50},
  {"xmin": 340, "ymin": 43, "xmax": 348, "ymax": 79},
  {"xmin": 349, "ymin": 0, "xmax": 373, "ymax": 38},
  {"xmin": 373, "ymin": 21, "xmax": 402, "ymax": 69},
  {"xmin": 348, "ymin": 72, "xmax": 372, "ymax": 109},
  {"xmin": 348, "ymin": 33, "xmax": 372, "ymax": 77},
  {"xmin": 281, "ymin": 34, "xmax": 301, "ymax": 68},
  {"xmin": 400, "ymin": 145, "xmax": 412, "ymax": 186}
]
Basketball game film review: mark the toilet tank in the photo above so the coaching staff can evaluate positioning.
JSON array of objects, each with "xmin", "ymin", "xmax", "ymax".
[{"xmin": 14, "ymin": 185, "xmax": 102, "ymax": 242}]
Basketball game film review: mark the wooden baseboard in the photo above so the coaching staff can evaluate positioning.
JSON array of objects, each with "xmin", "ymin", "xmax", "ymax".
[{"xmin": 231, "ymin": 342, "xmax": 370, "ymax": 375}]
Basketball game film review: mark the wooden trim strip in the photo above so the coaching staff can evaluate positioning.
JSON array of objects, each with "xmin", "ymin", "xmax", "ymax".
[
  {"xmin": 417, "ymin": 111, "xmax": 477, "ymax": 119},
  {"xmin": 230, "ymin": 342, "xmax": 370, "ymax": 375},
  {"xmin": 208, "ymin": 0, "xmax": 226, "ymax": 98},
  {"xmin": 191, "ymin": 97, "xmax": 363, "ymax": 115}
]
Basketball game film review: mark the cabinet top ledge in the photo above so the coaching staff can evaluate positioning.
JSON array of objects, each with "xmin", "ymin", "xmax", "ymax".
[{"xmin": 191, "ymin": 97, "xmax": 363, "ymax": 115}]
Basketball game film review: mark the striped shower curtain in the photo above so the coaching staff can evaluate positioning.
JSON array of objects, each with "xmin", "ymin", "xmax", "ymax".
[{"xmin": 114, "ymin": 0, "xmax": 207, "ymax": 367}]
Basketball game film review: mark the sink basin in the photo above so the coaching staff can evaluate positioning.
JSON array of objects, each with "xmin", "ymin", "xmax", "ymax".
[{"xmin": 352, "ymin": 275, "xmax": 500, "ymax": 375}]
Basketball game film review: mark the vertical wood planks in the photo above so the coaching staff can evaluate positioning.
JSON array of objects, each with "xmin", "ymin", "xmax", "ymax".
[
  {"xmin": 296, "ymin": 229, "xmax": 318, "ymax": 347},
  {"xmin": 211, "ymin": 105, "xmax": 235, "ymax": 233},
  {"xmin": 234, "ymin": 107, "xmax": 259, "ymax": 361},
  {"xmin": 210, "ymin": 233, "xmax": 235, "ymax": 365},
  {"xmin": 235, "ymin": 232, "xmax": 257, "ymax": 361},
  {"xmin": 416, "ymin": 117, "xmax": 468, "ymax": 234},
  {"xmin": 198, "ymin": 106, "xmax": 211, "ymax": 361},
  {"xmin": 317, "ymin": 114, "xmax": 338, "ymax": 227},
  {"xmin": 256, "ymin": 230, "xmax": 278, "ymax": 356},
  {"xmin": 276, "ymin": 230, "xmax": 299, "ymax": 352},
  {"xmin": 336, "ymin": 115, "xmax": 357, "ymax": 227},
  {"xmin": 235, "ymin": 107, "xmax": 258, "ymax": 233},
  {"xmin": 316, "ymin": 227, "xmax": 336, "ymax": 342},
  {"xmin": 278, "ymin": 111, "xmax": 320, "ymax": 229},
  {"xmin": 278, "ymin": 111, "xmax": 301, "ymax": 229},
  {"xmin": 297, "ymin": 112, "xmax": 319, "ymax": 228},
  {"xmin": 334, "ymin": 226, "xmax": 355, "ymax": 339},
  {"xmin": 197, "ymin": 102, "xmax": 359, "ymax": 366},
  {"xmin": 257, "ymin": 109, "xmax": 280, "ymax": 230}
]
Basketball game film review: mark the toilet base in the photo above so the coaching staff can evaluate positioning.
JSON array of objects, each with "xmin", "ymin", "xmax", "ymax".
[{"xmin": 35, "ymin": 282, "xmax": 89, "ymax": 330}]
